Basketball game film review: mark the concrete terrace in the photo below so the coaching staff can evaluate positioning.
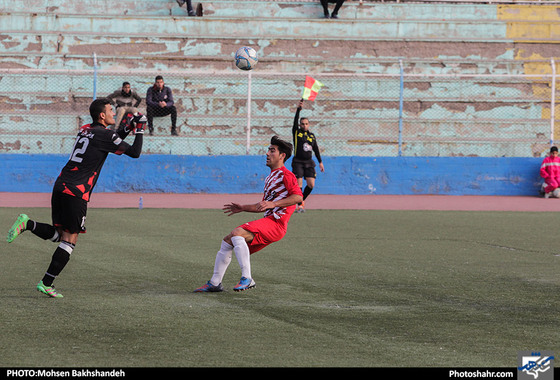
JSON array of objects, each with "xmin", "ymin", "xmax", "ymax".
[{"xmin": 0, "ymin": 0, "xmax": 558, "ymax": 156}]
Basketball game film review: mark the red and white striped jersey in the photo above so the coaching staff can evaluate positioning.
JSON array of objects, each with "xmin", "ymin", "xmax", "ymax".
[{"xmin": 262, "ymin": 166, "xmax": 302, "ymax": 221}]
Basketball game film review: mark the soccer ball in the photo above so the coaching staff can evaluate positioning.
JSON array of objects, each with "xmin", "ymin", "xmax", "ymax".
[
  {"xmin": 553, "ymin": 188, "xmax": 560, "ymax": 198},
  {"xmin": 235, "ymin": 46, "xmax": 258, "ymax": 71}
]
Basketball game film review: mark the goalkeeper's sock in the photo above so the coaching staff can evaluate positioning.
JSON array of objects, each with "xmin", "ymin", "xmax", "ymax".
[
  {"xmin": 28, "ymin": 220, "xmax": 60, "ymax": 242},
  {"xmin": 232, "ymin": 236, "xmax": 252, "ymax": 280},
  {"xmin": 210, "ymin": 240, "xmax": 233, "ymax": 286},
  {"xmin": 302, "ymin": 185, "xmax": 313, "ymax": 201},
  {"xmin": 42, "ymin": 241, "xmax": 73, "ymax": 286}
]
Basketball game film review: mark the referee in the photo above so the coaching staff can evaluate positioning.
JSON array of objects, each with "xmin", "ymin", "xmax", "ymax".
[{"xmin": 291, "ymin": 99, "xmax": 325, "ymax": 212}]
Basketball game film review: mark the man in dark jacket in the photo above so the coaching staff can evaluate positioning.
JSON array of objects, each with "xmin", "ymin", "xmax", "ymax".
[{"xmin": 146, "ymin": 75, "xmax": 178, "ymax": 136}]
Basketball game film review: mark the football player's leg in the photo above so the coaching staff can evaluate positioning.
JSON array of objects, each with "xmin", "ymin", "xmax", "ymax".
[
  {"xmin": 6, "ymin": 214, "xmax": 59, "ymax": 243},
  {"xmin": 194, "ymin": 240, "xmax": 232, "ymax": 292},
  {"xmin": 210, "ymin": 240, "xmax": 234, "ymax": 286},
  {"xmin": 41, "ymin": 239, "xmax": 74, "ymax": 287},
  {"xmin": 303, "ymin": 177, "xmax": 315, "ymax": 201},
  {"xmin": 302, "ymin": 166, "xmax": 317, "ymax": 201},
  {"xmin": 228, "ymin": 228, "xmax": 254, "ymax": 277},
  {"xmin": 37, "ymin": 235, "xmax": 76, "ymax": 298},
  {"xmin": 28, "ymin": 220, "xmax": 60, "ymax": 242},
  {"xmin": 6, "ymin": 214, "xmax": 30, "ymax": 243},
  {"xmin": 38, "ymin": 194, "xmax": 84, "ymax": 297},
  {"xmin": 231, "ymin": 235, "xmax": 252, "ymax": 281}
]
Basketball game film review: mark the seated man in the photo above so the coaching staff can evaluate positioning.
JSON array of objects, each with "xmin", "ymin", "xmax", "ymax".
[
  {"xmin": 146, "ymin": 75, "xmax": 178, "ymax": 136},
  {"xmin": 540, "ymin": 146, "xmax": 560, "ymax": 198},
  {"xmin": 107, "ymin": 81, "xmax": 142, "ymax": 128},
  {"xmin": 176, "ymin": 0, "xmax": 202, "ymax": 16},
  {"xmin": 320, "ymin": 0, "xmax": 346, "ymax": 19}
]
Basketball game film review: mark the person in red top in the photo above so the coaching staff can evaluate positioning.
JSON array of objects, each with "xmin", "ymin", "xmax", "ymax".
[
  {"xmin": 6, "ymin": 98, "xmax": 146, "ymax": 298},
  {"xmin": 540, "ymin": 146, "xmax": 560, "ymax": 198},
  {"xmin": 194, "ymin": 136, "xmax": 303, "ymax": 293}
]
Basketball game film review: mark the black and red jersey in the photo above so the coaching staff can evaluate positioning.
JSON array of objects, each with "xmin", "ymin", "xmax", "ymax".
[{"xmin": 53, "ymin": 122, "xmax": 134, "ymax": 201}]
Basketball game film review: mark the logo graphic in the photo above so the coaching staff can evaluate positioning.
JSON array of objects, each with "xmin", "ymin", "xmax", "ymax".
[{"xmin": 518, "ymin": 351, "xmax": 554, "ymax": 380}]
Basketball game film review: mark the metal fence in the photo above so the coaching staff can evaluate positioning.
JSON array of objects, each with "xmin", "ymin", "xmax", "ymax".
[{"xmin": 0, "ymin": 60, "xmax": 558, "ymax": 157}]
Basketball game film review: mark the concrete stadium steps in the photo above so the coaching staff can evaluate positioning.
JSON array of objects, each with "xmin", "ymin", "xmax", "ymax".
[
  {"xmin": 0, "ymin": 109, "xmax": 548, "ymax": 158},
  {"xmin": 0, "ymin": 125, "xmax": 547, "ymax": 157},
  {"xmin": 0, "ymin": 31, "xmax": 532, "ymax": 75},
  {"xmin": 3, "ymin": 0, "xmax": 558, "ymax": 24},
  {"xmin": 0, "ymin": 0, "xmax": 557, "ymax": 157},
  {"xmin": 2, "ymin": 71, "xmax": 548, "ymax": 98},
  {"xmin": 0, "ymin": 134, "xmax": 78, "ymax": 154},
  {"xmin": 0, "ymin": 72, "xmax": 548, "ymax": 118},
  {"xmin": 0, "ymin": 53, "xmax": 529, "ymax": 76},
  {"xmin": 1, "ymin": 1, "xmax": 558, "ymax": 42},
  {"xmin": 0, "ymin": 0, "xmax": 502, "ymax": 20},
  {"xmin": 1, "ymin": 107, "xmax": 546, "ymax": 135},
  {"xmin": 0, "ymin": 114, "xmax": 84, "ymax": 135},
  {"xmin": 1, "ymin": 1, "xmax": 557, "ymax": 75},
  {"xmin": 0, "ymin": 12, "xmax": 516, "ymax": 42}
]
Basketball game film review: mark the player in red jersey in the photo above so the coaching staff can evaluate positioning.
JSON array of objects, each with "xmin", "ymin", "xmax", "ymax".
[
  {"xmin": 194, "ymin": 136, "xmax": 303, "ymax": 292},
  {"xmin": 6, "ymin": 98, "xmax": 146, "ymax": 298}
]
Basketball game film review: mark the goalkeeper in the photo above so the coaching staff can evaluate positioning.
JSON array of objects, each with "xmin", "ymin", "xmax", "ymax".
[{"xmin": 6, "ymin": 98, "xmax": 146, "ymax": 298}]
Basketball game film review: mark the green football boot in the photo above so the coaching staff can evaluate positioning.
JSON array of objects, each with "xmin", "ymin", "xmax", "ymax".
[
  {"xmin": 37, "ymin": 281, "xmax": 63, "ymax": 298},
  {"xmin": 6, "ymin": 214, "xmax": 30, "ymax": 243}
]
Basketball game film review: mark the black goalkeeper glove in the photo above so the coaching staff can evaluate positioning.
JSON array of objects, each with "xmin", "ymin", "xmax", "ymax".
[
  {"xmin": 119, "ymin": 112, "xmax": 136, "ymax": 134},
  {"xmin": 132, "ymin": 113, "xmax": 147, "ymax": 135}
]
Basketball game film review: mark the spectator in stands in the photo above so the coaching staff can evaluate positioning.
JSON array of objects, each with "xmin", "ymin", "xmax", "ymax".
[
  {"xmin": 540, "ymin": 146, "xmax": 560, "ymax": 198},
  {"xmin": 107, "ymin": 82, "xmax": 142, "ymax": 128},
  {"xmin": 176, "ymin": 0, "xmax": 203, "ymax": 17},
  {"xmin": 146, "ymin": 75, "xmax": 178, "ymax": 136},
  {"xmin": 320, "ymin": 0, "xmax": 346, "ymax": 19}
]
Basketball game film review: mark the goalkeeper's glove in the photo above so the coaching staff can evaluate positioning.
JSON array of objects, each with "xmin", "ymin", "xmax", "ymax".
[
  {"xmin": 119, "ymin": 112, "xmax": 136, "ymax": 134},
  {"xmin": 132, "ymin": 113, "xmax": 147, "ymax": 135}
]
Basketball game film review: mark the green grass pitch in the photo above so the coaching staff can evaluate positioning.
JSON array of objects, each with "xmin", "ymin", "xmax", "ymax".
[{"xmin": 1, "ymin": 207, "xmax": 559, "ymax": 367}]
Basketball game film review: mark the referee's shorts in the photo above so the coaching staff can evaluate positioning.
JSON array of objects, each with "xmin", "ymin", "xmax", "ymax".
[{"xmin": 291, "ymin": 158, "xmax": 316, "ymax": 179}]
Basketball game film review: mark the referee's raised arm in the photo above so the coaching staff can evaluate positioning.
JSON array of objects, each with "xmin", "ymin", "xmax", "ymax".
[{"xmin": 293, "ymin": 99, "xmax": 303, "ymax": 134}]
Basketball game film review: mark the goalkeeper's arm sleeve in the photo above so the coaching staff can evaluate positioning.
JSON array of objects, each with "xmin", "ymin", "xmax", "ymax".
[{"xmin": 124, "ymin": 133, "xmax": 143, "ymax": 158}]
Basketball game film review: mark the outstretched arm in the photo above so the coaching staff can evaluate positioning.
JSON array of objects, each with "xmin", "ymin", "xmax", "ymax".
[
  {"xmin": 222, "ymin": 202, "xmax": 259, "ymax": 216},
  {"xmin": 121, "ymin": 114, "xmax": 147, "ymax": 158},
  {"xmin": 292, "ymin": 99, "xmax": 303, "ymax": 134},
  {"xmin": 222, "ymin": 193, "xmax": 303, "ymax": 216}
]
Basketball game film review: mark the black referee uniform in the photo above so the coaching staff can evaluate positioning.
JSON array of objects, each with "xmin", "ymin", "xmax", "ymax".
[{"xmin": 291, "ymin": 104, "xmax": 323, "ymax": 203}]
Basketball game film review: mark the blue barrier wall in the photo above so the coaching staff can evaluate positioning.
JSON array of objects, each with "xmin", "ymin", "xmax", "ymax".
[{"xmin": 0, "ymin": 154, "xmax": 543, "ymax": 196}]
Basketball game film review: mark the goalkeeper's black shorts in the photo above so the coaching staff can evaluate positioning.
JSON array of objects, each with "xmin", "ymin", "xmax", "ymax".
[{"xmin": 51, "ymin": 191, "xmax": 87, "ymax": 234}]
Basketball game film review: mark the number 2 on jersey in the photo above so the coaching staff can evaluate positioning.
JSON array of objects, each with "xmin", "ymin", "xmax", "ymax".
[{"xmin": 70, "ymin": 136, "xmax": 90, "ymax": 163}]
